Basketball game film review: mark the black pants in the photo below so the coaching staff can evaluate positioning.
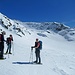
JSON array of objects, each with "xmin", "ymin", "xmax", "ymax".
[
  {"xmin": 0, "ymin": 43, "xmax": 4, "ymax": 59},
  {"xmin": 35, "ymin": 49, "xmax": 41, "ymax": 63}
]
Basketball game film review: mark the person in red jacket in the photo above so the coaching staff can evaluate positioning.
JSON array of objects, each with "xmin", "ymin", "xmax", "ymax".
[
  {"xmin": 5, "ymin": 35, "xmax": 13, "ymax": 54},
  {"xmin": 31, "ymin": 38, "xmax": 41, "ymax": 64}
]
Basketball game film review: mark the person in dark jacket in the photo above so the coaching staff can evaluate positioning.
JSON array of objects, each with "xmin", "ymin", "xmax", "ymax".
[
  {"xmin": 0, "ymin": 31, "xmax": 6, "ymax": 59},
  {"xmin": 5, "ymin": 35, "xmax": 13, "ymax": 54},
  {"xmin": 31, "ymin": 38, "xmax": 41, "ymax": 64}
]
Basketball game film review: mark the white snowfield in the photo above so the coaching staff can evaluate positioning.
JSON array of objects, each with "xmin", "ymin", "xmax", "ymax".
[
  {"xmin": 0, "ymin": 28, "xmax": 75, "ymax": 75},
  {"xmin": 0, "ymin": 13, "xmax": 75, "ymax": 75}
]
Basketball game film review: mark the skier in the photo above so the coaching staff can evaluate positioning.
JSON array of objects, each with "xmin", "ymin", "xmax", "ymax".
[
  {"xmin": 0, "ymin": 31, "xmax": 6, "ymax": 59},
  {"xmin": 5, "ymin": 34, "xmax": 13, "ymax": 54},
  {"xmin": 31, "ymin": 38, "xmax": 41, "ymax": 64}
]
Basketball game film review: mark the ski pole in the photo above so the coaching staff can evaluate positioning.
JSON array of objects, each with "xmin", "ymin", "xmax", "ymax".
[
  {"xmin": 31, "ymin": 49, "xmax": 33, "ymax": 62},
  {"xmin": 11, "ymin": 41, "xmax": 14, "ymax": 56},
  {"xmin": 8, "ymin": 52, "xmax": 9, "ymax": 58},
  {"xmin": 12, "ymin": 42, "xmax": 14, "ymax": 56},
  {"xmin": 7, "ymin": 45, "xmax": 9, "ymax": 58},
  {"xmin": 29, "ymin": 49, "xmax": 32, "ymax": 63},
  {"xmin": 29, "ymin": 47, "xmax": 33, "ymax": 63}
]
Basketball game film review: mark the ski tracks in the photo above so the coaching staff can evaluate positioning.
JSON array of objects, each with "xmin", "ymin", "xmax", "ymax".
[{"xmin": 43, "ymin": 48, "xmax": 75, "ymax": 75}]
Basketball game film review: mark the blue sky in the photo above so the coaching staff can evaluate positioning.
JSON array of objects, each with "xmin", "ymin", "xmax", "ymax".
[{"xmin": 0, "ymin": 0, "xmax": 75, "ymax": 27}]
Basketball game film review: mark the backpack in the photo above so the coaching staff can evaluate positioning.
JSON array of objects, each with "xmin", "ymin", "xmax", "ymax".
[
  {"xmin": 6, "ymin": 37, "xmax": 11, "ymax": 44},
  {"xmin": 39, "ymin": 41, "xmax": 42, "ymax": 50}
]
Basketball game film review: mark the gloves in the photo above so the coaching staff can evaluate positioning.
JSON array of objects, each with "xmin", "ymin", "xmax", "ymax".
[
  {"xmin": 31, "ymin": 46, "xmax": 34, "ymax": 50},
  {"xmin": 31, "ymin": 46, "xmax": 33, "ymax": 48}
]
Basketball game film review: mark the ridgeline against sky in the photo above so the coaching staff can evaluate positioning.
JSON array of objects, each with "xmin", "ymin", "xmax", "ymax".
[{"xmin": 0, "ymin": 0, "xmax": 75, "ymax": 27}]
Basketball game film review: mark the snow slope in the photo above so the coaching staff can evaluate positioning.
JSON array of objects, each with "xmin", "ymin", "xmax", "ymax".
[
  {"xmin": 0, "ymin": 25, "xmax": 75, "ymax": 75},
  {"xmin": 0, "ymin": 13, "xmax": 75, "ymax": 75}
]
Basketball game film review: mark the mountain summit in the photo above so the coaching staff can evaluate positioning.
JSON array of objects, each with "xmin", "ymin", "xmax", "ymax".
[{"xmin": 0, "ymin": 13, "xmax": 75, "ymax": 41}]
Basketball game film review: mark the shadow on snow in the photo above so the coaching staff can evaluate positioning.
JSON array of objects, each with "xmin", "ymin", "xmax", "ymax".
[{"xmin": 12, "ymin": 61, "xmax": 33, "ymax": 64}]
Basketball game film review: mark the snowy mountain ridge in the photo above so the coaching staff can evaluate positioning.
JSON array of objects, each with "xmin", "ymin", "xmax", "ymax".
[
  {"xmin": 0, "ymin": 13, "xmax": 75, "ymax": 75},
  {"xmin": 0, "ymin": 13, "xmax": 31, "ymax": 37},
  {"xmin": 16, "ymin": 21, "xmax": 75, "ymax": 41},
  {"xmin": 0, "ymin": 13, "xmax": 75, "ymax": 41}
]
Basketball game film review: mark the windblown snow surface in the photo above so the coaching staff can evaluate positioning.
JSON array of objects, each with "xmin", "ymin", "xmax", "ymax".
[{"xmin": 0, "ymin": 25, "xmax": 75, "ymax": 75}]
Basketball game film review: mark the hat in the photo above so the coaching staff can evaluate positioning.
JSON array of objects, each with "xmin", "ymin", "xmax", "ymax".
[
  {"xmin": 10, "ymin": 34, "xmax": 12, "ymax": 36},
  {"xmin": 36, "ymin": 38, "xmax": 38, "ymax": 40},
  {"xmin": 1, "ymin": 31, "xmax": 6, "ymax": 35}
]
